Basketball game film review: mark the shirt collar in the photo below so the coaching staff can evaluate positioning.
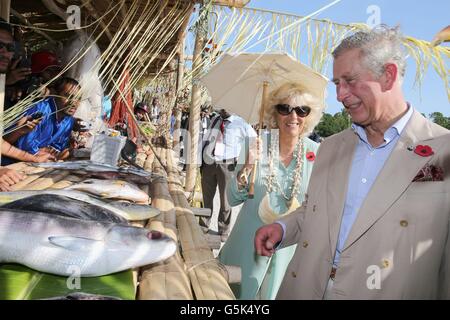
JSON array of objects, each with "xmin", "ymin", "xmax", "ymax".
[
  {"xmin": 225, "ymin": 115, "xmax": 236, "ymax": 122},
  {"xmin": 351, "ymin": 103, "xmax": 414, "ymax": 146}
]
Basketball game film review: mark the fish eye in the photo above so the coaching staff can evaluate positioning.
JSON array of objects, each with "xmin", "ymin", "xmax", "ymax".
[{"xmin": 147, "ymin": 230, "xmax": 162, "ymax": 239}]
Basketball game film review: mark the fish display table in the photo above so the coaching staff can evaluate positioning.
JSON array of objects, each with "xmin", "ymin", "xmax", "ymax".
[{"xmin": 0, "ymin": 149, "xmax": 234, "ymax": 300}]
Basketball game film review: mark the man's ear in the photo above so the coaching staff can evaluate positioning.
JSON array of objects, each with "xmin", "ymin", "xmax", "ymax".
[{"xmin": 382, "ymin": 63, "xmax": 398, "ymax": 91}]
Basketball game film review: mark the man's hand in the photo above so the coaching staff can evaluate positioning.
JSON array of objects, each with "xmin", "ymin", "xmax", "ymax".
[
  {"xmin": 17, "ymin": 115, "xmax": 41, "ymax": 136},
  {"xmin": 57, "ymin": 148, "xmax": 70, "ymax": 160},
  {"xmin": 0, "ymin": 167, "xmax": 26, "ymax": 191},
  {"xmin": 33, "ymin": 150, "xmax": 56, "ymax": 163},
  {"xmin": 254, "ymin": 223, "xmax": 284, "ymax": 257},
  {"xmin": 6, "ymin": 58, "xmax": 31, "ymax": 86}
]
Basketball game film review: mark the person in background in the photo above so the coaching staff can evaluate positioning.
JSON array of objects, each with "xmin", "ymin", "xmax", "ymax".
[
  {"xmin": 219, "ymin": 82, "xmax": 324, "ymax": 299},
  {"xmin": 0, "ymin": 18, "xmax": 26, "ymax": 189},
  {"xmin": 200, "ymin": 108, "xmax": 257, "ymax": 242},
  {"xmin": 134, "ymin": 102, "xmax": 149, "ymax": 121},
  {"xmin": 3, "ymin": 77, "xmax": 81, "ymax": 165},
  {"xmin": 255, "ymin": 25, "xmax": 450, "ymax": 300},
  {"xmin": 150, "ymin": 97, "xmax": 160, "ymax": 124}
]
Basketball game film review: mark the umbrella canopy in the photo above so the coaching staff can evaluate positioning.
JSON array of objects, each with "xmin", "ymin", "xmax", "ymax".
[{"xmin": 200, "ymin": 52, "xmax": 329, "ymax": 124}]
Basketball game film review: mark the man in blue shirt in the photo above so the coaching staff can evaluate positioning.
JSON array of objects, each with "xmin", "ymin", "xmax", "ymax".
[
  {"xmin": 255, "ymin": 25, "xmax": 450, "ymax": 299},
  {"xmin": 3, "ymin": 77, "xmax": 81, "ymax": 164}
]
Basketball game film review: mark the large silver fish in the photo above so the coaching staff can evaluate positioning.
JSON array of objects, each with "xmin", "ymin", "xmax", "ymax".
[
  {"xmin": 0, "ymin": 209, "xmax": 176, "ymax": 277},
  {"xmin": 1, "ymin": 194, "xmax": 129, "ymax": 224},
  {"xmin": 0, "ymin": 190, "xmax": 159, "ymax": 221},
  {"xmin": 65, "ymin": 179, "xmax": 150, "ymax": 204}
]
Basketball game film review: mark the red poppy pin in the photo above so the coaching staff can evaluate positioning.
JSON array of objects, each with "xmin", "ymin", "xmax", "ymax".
[
  {"xmin": 413, "ymin": 145, "xmax": 434, "ymax": 157},
  {"xmin": 306, "ymin": 151, "xmax": 316, "ymax": 161}
]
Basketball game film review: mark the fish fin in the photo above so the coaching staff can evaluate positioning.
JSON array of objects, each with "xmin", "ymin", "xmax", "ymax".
[{"xmin": 48, "ymin": 236, "xmax": 103, "ymax": 251}]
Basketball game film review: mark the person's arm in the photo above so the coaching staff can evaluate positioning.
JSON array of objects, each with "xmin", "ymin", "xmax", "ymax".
[
  {"xmin": 1, "ymin": 141, "xmax": 55, "ymax": 163},
  {"xmin": 4, "ymin": 116, "xmax": 41, "ymax": 144}
]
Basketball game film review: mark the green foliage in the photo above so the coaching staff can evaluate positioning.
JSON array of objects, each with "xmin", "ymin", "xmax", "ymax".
[
  {"xmin": 429, "ymin": 112, "xmax": 450, "ymax": 129},
  {"xmin": 316, "ymin": 109, "xmax": 352, "ymax": 137},
  {"xmin": 316, "ymin": 110, "xmax": 450, "ymax": 138},
  {"xmin": 0, "ymin": 264, "xmax": 135, "ymax": 300}
]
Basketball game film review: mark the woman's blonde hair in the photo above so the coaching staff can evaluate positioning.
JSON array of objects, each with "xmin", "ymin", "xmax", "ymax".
[{"xmin": 264, "ymin": 82, "xmax": 325, "ymax": 137}]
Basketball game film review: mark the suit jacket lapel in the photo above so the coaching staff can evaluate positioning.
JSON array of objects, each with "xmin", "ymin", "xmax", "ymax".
[
  {"xmin": 327, "ymin": 129, "xmax": 358, "ymax": 257},
  {"xmin": 342, "ymin": 111, "xmax": 443, "ymax": 251}
]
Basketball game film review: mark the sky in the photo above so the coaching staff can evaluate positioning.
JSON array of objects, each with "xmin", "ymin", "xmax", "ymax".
[{"xmin": 248, "ymin": 0, "xmax": 450, "ymax": 116}]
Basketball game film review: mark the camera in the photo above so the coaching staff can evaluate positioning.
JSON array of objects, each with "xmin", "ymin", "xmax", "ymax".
[{"xmin": 31, "ymin": 111, "xmax": 43, "ymax": 120}]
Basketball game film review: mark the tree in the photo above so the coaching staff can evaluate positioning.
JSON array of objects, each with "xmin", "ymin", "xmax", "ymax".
[
  {"xmin": 316, "ymin": 109, "xmax": 352, "ymax": 137},
  {"xmin": 429, "ymin": 112, "xmax": 450, "ymax": 129}
]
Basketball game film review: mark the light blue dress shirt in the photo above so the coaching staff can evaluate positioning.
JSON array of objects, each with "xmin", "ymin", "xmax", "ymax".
[
  {"xmin": 276, "ymin": 106, "xmax": 414, "ymax": 267},
  {"xmin": 333, "ymin": 105, "xmax": 413, "ymax": 266}
]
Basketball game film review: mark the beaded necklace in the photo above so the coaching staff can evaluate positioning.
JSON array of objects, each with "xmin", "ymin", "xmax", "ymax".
[{"xmin": 263, "ymin": 133, "xmax": 304, "ymax": 209}]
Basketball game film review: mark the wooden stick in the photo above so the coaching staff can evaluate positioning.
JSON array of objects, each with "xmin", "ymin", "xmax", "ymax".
[{"xmin": 248, "ymin": 81, "xmax": 268, "ymax": 198}]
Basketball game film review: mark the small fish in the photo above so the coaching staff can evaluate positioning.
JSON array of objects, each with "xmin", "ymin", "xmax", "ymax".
[
  {"xmin": 0, "ymin": 209, "xmax": 176, "ymax": 277},
  {"xmin": 0, "ymin": 190, "xmax": 154, "ymax": 221},
  {"xmin": 31, "ymin": 161, "xmax": 153, "ymax": 184},
  {"xmin": 106, "ymin": 201, "xmax": 160, "ymax": 220},
  {"xmin": 1, "ymin": 194, "xmax": 128, "ymax": 224},
  {"xmin": 66, "ymin": 179, "xmax": 149, "ymax": 204}
]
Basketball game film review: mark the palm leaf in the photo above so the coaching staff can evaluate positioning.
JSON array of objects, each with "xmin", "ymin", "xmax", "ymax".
[{"xmin": 0, "ymin": 264, "xmax": 135, "ymax": 300}]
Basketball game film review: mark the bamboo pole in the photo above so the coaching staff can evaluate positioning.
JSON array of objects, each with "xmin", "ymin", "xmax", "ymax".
[
  {"xmin": 185, "ymin": 3, "xmax": 208, "ymax": 192},
  {"xmin": 0, "ymin": 0, "xmax": 10, "ymax": 164},
  {"xmin": 10, "ymin": 168, "xmax": 54, "ymax": 191},
  {"xmin": 138, "ymin": 147, "xmax": 193, "ymax": 300},
  {"xmin": 172, "ymin": 3, "xmax": 194, "ymax": 149},
  {"xmin": 248, "ymin": 80, "xmax": 268, "ymax": 198},
  {"xmin": 166, "ymin": 148, "xmax": 235, "ymax": 299},
  {"xmin": 20, "ymin": 170, "xmax": 71, "ymax": 190},
  {"xmin": 49, "ymin": 175, "xmax": 84, "ymax": 189}
]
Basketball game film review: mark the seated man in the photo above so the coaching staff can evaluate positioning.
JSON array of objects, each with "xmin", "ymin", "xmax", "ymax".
[{"xmin": 2, "ymin": 77, "xmax": 81, "ymax": 165}]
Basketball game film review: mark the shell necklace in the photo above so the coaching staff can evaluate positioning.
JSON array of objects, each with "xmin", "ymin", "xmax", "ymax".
[{"xmin": 258, "ymin": 134, "xmax": 304, "ymax": 224}]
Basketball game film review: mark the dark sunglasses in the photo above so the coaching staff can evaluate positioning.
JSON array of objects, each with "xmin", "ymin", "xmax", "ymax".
[
  {"xmin": 275, "ymin": 104, "xmax": 311, "ymax": 118},
  {"xmin": 0, "ymin": 41, "xmax": 15, "ymax": 52}
]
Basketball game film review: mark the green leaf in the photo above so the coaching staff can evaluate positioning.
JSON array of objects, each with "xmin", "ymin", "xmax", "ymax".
[{"xmin": 0, "ymin": 264, "xmax": 136, "ymax": 300}]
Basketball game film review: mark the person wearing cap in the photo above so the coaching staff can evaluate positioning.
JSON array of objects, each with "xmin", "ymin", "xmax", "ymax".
[{"xmin": 29, "ymin": 50, "xmax": 62, "ymax": 96}]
